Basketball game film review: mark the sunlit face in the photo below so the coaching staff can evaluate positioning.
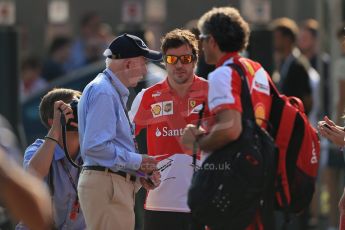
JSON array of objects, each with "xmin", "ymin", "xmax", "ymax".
[
  {"xmin": 164, "ymin": 44, "xmax": 196, "ymax": 85},
  {"xmin": 199, "ymin": 34, "xmax": 216, "ymax": 65}
]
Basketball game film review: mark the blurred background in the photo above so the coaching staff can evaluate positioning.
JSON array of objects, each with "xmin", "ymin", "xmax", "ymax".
[{"xmin": 0, "ymin": 0, "xmax": 345, "ymax": 229}]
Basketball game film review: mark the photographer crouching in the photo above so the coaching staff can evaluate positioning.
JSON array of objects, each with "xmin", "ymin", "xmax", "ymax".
[{"xmin": 16, "ymin": 88, "xmax": 86, "ymax": 230}]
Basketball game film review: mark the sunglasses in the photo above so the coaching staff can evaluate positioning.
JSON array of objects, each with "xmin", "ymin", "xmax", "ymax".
[{"xmin": 164, "ymin": 54, "xmax": 194, "ymax": 65}]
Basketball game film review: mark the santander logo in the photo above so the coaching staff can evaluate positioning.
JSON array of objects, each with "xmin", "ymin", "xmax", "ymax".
[
  {"xmin": 155, "ymin": 127, "xmax": 184, "ymax": 137},
  {"xmin": 155, "ymin": 128, "xmax": 162, "ymax": 137}
]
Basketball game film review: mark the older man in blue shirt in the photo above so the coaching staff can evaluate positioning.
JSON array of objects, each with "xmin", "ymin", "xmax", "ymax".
[{"xmin": 77, "ymin": 33, "xmax": 162, "ymax": 230}]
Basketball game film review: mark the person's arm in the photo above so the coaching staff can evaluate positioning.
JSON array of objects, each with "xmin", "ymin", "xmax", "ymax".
[
  {"xmin": 318, "ymin": 116, "xmax": 345, "ymax": 147},
  {"xmin": 199, "ymin": 109, "xmax": 241, "ymax": 152},
  {"xmin": 27, "ymin": 101, "xmax": 75, "ymax": 178},
  {"xmin": 182, "ymin": 109, "xmax": 242, "ymax": 152},
  {"xmin": 0, "ymin": 149, "xmax": 53, "ymax": 230},
  {"xmin": 182, "ymin": 66, "xmax": 242, "ymax": 152}
]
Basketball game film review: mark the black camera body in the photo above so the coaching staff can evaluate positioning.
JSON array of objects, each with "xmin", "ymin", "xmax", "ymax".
[{"xmin": 66, "ymin": 100, "xmax": 78, "ymax": 131}]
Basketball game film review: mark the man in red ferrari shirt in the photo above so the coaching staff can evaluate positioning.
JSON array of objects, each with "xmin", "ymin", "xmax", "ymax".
[
  {"xmin": 182, "ymin": 7, "xmax": 274, "ymax": 230},
  {"xmin": 130, "ymin": 29, "xmax": 210, "ymax": 230}
]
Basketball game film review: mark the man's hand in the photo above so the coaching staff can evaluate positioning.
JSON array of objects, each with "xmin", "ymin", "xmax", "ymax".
[
  {"xmin": 318, "ymin": 116, "xmax": 345, "ymax": 147},
  {"xmin": 139, "ymin": 155, "xmax": 157, "ymax": 174},
  {"xmin": 140, "ymin": 170, "xmax": 161, "ymax": 190},
  {"xmin": 48, "ymin": 101, "xmax": 77, "ymax": 140},
  {"xmin": 181, "ymin": 124, "xmax": 206, "ymax": 150}
]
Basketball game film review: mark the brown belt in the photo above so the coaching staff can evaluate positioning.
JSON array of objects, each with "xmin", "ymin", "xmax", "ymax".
[{"xmin": 82, "ymin": 166, "xmax": 136, "ymax": 182}]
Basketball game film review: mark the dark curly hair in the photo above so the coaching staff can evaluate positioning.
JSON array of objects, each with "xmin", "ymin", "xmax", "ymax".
[
  {"xmin": 161, "ymin": 29, "xmax": 199, "ymax": 60},
  {"xmin": 197, "ymin": 7, "xmax": 250, "ymax": 52}
]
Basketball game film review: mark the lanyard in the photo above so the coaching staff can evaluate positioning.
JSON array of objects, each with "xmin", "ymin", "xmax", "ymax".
[
  {"xmin": 59, "ymin": 159, "xmax": 80, "ymax": 221},
  {"xmin": 103, "ymin": 70, "xmax": 139, "ymax": 153},
  {"xmin": 59, "ymin": 159, "xmax": 79, "ymax": 196}
]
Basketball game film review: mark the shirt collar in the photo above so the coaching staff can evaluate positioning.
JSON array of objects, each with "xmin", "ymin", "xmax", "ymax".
[
  {"xmin": 54, "ymin": 144, "xmax": 66, "ymax": 160},
  {"xmin": 216, "ymin": 52, "xmax": 239, "ymax": 67},
  {"xmin": 104, "ymin": 68, "xmax": 130, "ymax": 98},
  {"xmin": 53, "ymin": 143, "xmax": 81, "ymax": 162}
]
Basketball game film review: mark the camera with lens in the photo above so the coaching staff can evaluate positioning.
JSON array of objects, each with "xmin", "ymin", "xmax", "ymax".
[{"xmin": 66, "ymin": 100, "xmax": 78, "ymax": 131}]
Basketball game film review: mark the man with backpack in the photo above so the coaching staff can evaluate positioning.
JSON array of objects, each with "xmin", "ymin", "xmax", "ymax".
[{"xmin": 182, "ymin": 7, "xmax": 275, "ymax": 229}]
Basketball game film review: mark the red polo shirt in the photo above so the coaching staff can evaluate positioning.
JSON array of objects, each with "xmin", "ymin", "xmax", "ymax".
[{"xmin": 130, "ymin": 75, "xmax": 210, "ymax": 212}]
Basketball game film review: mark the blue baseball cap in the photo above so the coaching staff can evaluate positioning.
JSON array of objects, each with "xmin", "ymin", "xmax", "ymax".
[{"xmin": 103, "ymin": 33, "xmax": 162, "ymax": 61}]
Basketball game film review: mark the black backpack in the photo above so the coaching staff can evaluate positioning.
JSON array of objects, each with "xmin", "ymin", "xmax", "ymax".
[{"xmin": 188, "ymin": 64, "xmax": 277, "ymax": 230}]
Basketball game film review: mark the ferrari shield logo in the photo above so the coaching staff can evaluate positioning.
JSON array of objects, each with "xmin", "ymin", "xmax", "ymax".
[{"xmin": 189, "ymin": 100, "xmax": 196, "ymax": 108}]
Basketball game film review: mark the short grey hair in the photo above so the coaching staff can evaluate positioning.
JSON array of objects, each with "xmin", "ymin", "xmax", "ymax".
[{"xmin": 105, "ymin": 57, "xmax": 112, "ymax": 68}]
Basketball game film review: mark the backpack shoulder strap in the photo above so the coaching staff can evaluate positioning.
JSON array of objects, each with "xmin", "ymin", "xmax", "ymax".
[
  {"xmin": 227, "ymin": 63, "xmax": 255, "ymax": 122},
  {"xmin": 267, "ymin": 75, "xmax": 281, "ymax": 98}
]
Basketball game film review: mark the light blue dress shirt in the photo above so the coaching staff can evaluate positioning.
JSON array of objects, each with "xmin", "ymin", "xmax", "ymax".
[
  {"xmin": 78, "ymin": 68, "xmax": 142, "ymax": 174},
  {"xmin": 20, "ymin": 139, "xmax": 85, "ymax": 230}
]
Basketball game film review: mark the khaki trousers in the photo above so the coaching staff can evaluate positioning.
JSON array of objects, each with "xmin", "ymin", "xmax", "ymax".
[{"xmin": 78, "ymin": 169, "xmax": 137, "ymax": 230}]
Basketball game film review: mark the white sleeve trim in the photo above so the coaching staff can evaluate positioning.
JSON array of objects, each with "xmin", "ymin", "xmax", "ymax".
[
  {"xmin": 208, "ymin": 66, "xmax": 234, "ymax": 111},
  {"xmin": 129, "ymin": 88, "xmax": 147, "ymax": 122}
]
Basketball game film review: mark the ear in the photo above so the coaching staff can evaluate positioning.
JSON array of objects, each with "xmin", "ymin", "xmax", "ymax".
[
  {"xmin": 209, "ymin": 35, "xmax": 217, "ymax": 48},
  {"xmin": 124, "ymin": 59, "xmax": 131, "ymax": 69},
  {"xmin": 47, "ymin": 118, "xmax": 53, "ymax": 127}
]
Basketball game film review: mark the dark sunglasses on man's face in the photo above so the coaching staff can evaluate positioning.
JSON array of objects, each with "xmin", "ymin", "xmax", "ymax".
[{"xmin": 164, "ymin": 54, "xmax": 194, "ymax": 65}]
